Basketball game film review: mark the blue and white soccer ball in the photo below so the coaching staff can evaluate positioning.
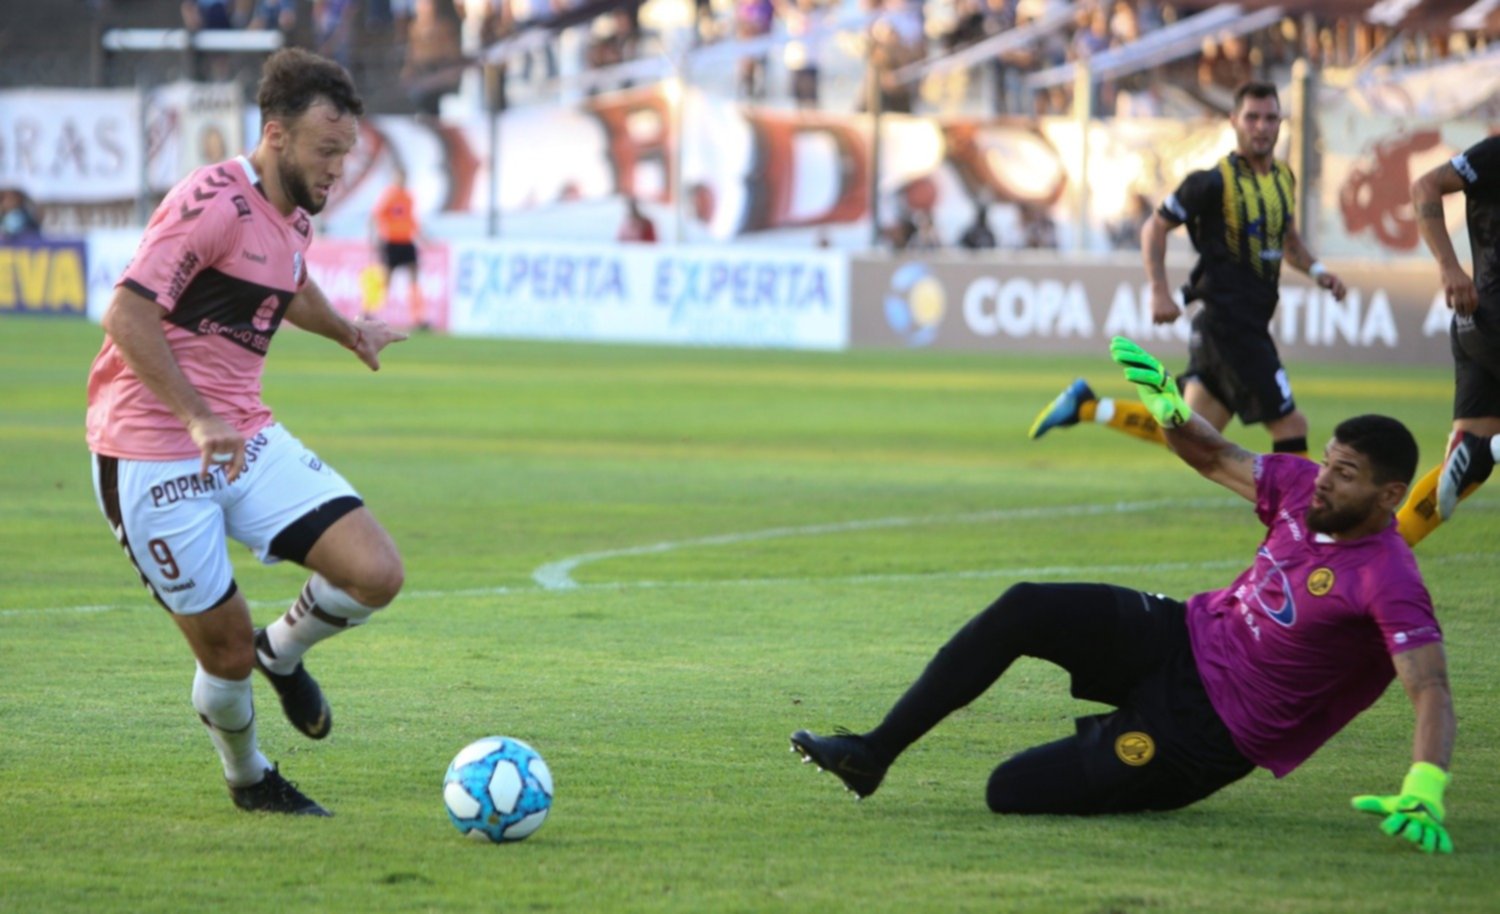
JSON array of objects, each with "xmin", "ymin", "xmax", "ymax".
[{"xmin": 442, "ymin": 736, "xmax": 554, "ymax": 842}]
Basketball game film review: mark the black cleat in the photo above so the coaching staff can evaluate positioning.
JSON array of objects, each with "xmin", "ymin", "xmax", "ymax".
[
  {"xmin": 789, "ymin": 728, "xmax": 888, "ymax": 799},
  {"xmin": 254, "ymin": 629, "xmax": 332, "ymax": 740},
  {"xmin": 230, "ymin": 765, "xmax": 332, "ymax": 816},
  {"xmin": 1437, "ymin": 432, "xmax": 1494, "ymax": 521}
]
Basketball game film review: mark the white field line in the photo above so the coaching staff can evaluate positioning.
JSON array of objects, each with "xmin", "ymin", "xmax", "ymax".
[
  {"xmin": 530, "ymin": 497, "xmax": 1238, "ymax": 590},
  {"xmin": 5, "ymin": 498, "xmax": 1492, "ymax": 616}
]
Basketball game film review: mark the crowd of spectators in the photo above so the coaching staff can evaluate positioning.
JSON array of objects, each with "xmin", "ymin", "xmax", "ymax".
[{"xmin": 162, "ymin": 0, "xmax": 1494, "ymax": 120}]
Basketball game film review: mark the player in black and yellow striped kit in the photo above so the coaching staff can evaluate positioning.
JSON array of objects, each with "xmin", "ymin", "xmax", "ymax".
[{"xmin": 1030, "ymin": 82, "xmax": 1346, "ymax": 459}]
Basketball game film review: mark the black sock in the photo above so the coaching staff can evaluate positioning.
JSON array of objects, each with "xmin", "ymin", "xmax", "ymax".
[{"xmin": 864, "ymin": 587, "xmax": 1043, "ymax": 762}]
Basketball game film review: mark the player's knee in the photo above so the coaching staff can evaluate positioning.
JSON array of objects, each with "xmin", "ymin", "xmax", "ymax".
[
  {"xmin": 198, "ymin": 637, "xmax": 256, "ymax": 680},
  {"xmin": 971, "ymin": 582, "xmax": 1051, "ymax": 642},
  {"xmin": 985, "ymin": 739, "xmax": 1091, "ymax": 815},
  {"xmin": 358, "ymin": 551, "xmax": 405, "ymax": 608}
]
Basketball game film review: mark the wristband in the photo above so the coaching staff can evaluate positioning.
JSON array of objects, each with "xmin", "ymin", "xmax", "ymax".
[
  {"xmin": 1402, "ymin": 761, "xmax": 1450, "ymax": 806},
  {"xmin": 1309, "ymin": 261, "xmax": 1328, "ymax": 279}
]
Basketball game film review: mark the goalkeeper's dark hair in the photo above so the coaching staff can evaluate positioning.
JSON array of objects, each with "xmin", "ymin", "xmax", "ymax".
[
  {"xmin": 257, "ymin": 48, "xmax": 363, "ymax": 124},
  {"xmin": 1333, "ymin": 415, "xmax": 1419, "ymax": 486}
]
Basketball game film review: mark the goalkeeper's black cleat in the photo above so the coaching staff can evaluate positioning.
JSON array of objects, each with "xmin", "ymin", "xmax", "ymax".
[
  {"xmin": 230, "ymin": 765, "xmax": 332, "ymax": 817},
  {"xmin": 254, "ymin": 629, "xmax": 332, "ymax": 740},
  {"xmin": 1029, "ymin": 378, "xmax": 1095, "ymax": 440},
  {"xmin": 1437, "ymin": 432, "xmax": 1494, "ymax": 521},
  {"xmin": 790, "ymin": 728, "xmax": 888, "ymax": 799}
]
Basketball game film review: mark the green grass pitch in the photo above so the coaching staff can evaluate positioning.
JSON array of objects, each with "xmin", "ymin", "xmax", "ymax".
[{"xmin": 1, "ymin": 316, "xmax": 1496, "ymax": 913}]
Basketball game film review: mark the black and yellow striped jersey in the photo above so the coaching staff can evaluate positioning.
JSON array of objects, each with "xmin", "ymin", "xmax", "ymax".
[{"xmin": 1158, "ymin": 152, "xmax": 1296, "ymax": 331}]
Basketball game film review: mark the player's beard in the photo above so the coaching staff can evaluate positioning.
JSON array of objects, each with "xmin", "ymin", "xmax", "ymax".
[
  {"xmin": 1306, "ymin": 493, "xmax": 1377, "ymax": 535},
  {"xmin": 278, "ymin": 151, "xmax": 324, "ymax": 215}
]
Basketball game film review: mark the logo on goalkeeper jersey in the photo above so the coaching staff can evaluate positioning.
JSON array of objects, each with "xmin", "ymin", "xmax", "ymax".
[{"xmin": 1307, "ymin": 568, "xmax": 1334, "ymax": 596}]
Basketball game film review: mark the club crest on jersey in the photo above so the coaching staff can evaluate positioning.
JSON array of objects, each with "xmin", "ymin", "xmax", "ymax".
[
  {"xmin": 1307, "ymin": 568, "xmax": 1335, "ymax": 596},
  {"xmin": 1115, "ymin": 732, "xmax": 1155, "ymax": 767}
]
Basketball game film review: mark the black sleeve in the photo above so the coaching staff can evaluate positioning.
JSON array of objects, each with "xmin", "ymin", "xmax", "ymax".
[
  {"xmin": 1453, "ymin": 136, "xmax": 1500, "ymax": 193},
  {"xmin": 1157, "ymin": 168, "xmax": 1220, "ymax": 226}
]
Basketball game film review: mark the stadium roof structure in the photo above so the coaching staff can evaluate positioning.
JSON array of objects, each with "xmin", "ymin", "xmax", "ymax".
[{"xmin": 1176, "ymin": 0, "xmax": 1500, "ymax": 31}]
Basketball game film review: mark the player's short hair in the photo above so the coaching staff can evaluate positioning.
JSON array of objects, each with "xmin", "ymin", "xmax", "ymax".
[
  {"xmin": 257, "ymin": 48, "xmax": 364, "ymax": 124},
  {"xmin": 1232, "ymin": 81, "xmax": 1280, "ymax": 112},
  {"xmin": 1333, "ymin": 415, "xmax": 1419, "ymax": 486}
]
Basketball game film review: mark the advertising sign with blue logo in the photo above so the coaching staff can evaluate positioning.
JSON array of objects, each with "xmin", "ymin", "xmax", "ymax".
[{"xmin": 448, "ymin": 240, "xmax": 848, "ymax": 350}]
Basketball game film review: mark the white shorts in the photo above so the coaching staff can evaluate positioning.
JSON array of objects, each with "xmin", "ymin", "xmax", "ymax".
[{"xmin": 92, "ymin": 422, "xmax": 362, "ymax": 615}]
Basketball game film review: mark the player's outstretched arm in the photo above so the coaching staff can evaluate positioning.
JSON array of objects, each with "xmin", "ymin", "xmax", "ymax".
[
  {"xmin": 1109, "ymin": 336, "xmax": 1257, "ymax": 502},
  {"xmin": 285, "ymin": 279, "xmax": 408, "ymax": 371},
  {"xmin": 1352, "ymin": 642, "xmax": 1455, "ymax": 854}
]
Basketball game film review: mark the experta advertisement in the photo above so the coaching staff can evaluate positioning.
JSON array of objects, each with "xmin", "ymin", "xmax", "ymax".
[
  {"xmin": 852, "ymin": 254, "xmax": 1456, "ymax": 366},
  {"xmin": 448, "ymin": 240, "xmax": 848, "ymax": 350}
]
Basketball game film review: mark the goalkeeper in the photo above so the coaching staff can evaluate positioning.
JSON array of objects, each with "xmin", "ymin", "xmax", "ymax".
[{"xmin": 791, "ymin": 337, "xmax": 1457, "ymax": 854}]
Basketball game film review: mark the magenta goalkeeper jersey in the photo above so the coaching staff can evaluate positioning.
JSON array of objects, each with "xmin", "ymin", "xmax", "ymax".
[
  {"xmin": 87, "ymin": 156, "xmax": 312, "ymax": 460},
  {"xmin": 1186, "ymin": 454, "xmax": 1441, "ymax": 777}
]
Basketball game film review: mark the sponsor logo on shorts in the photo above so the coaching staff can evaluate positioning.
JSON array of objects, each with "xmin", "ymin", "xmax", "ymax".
[
  {"xmin": 151, "ymin": 471, "xmax": 224, "ymax": 507},
  {"xmin": 161, "ymin": 579, "xmax": 197, "ymax": 594},
  {"xmin": 1307, "ymin": 567, "xmax": 1335, "ymax": 596},
  {"xmin": 1115, "ymin": 731, "xmax": 1155, "ymax": 767},
  {"xmin": 300, "ymin": 453, "xmax": 323, "ymax": 472}
]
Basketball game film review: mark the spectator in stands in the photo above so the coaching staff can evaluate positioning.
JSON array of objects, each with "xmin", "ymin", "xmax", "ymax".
[
  {"xmin": 1077, "ymin": 4, "xmax": 1120, "ymax": 114},
  {"xmin": 958, "ymin": 197, "xmax": 997, "ymax": 250},
  {"xmin": 181, "ymin": 0, "xmax": 235, "ymax": 31},
  {"xmin": 248, "ymin": 0, "xmax": 297, "ymax": 36},
  {"xmin": 403, "ymin": 0, "xmax": 465, "ymax": 116},
  {"xmin": 617, "ymin": 196, "xmax": 658, "ymax": 243},
  {"xmin": 510, "ymin": 0, "xmax": 559, "ymax": 84},
  {"xmin": 389, "ymin": 0, "xmax": 417, "ymax": 41},
  {"xmin": 860, "ymin": 0, "xmax": 924, "ymax": 115},
  {"xmin": 735, "ymin": 0, "xmax": 774, "ymax": 100},
  {"xmin": 777, "ymin": 0, "xmax": 824, "ymax": 109},
  {"xmin": 314, "ymin": 0, "xmax": 358, "ymax": 70},
  {"xmin": 1020, "ymin": 202, "xmax": 1057, "ymax": 249},
  {"xmin": 0, "ymin": 188, "xmax": 42, "ymax": 239}
]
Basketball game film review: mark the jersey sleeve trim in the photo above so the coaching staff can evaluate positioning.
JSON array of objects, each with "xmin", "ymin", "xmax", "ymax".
[{"xmin": 120, "ymin": 277, "xmax": 160, "ymax": 303}]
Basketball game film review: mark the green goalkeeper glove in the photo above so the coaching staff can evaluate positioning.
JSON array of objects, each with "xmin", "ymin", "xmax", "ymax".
[
  {"xmin": 1351, "ymin": 762, "xmax": 1453, "ymax": 854},
  {"xmin": 1108, "ymin": 336, "xmax": 1192, "ymax": 427}
]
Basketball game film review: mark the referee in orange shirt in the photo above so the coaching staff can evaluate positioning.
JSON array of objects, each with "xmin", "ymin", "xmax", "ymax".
[{"xmin": 371, "ymin": 164, "xmax": 427, "ymax": 329}]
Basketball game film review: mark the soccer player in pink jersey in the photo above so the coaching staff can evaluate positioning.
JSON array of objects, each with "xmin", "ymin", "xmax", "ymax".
[
  {"xmin": 790, "ymin": 338, "xmax": 1458, "ymax": 855},
  {"xmin": 87, "ymin": 48, "xmax": 407, "ymax": 816}
]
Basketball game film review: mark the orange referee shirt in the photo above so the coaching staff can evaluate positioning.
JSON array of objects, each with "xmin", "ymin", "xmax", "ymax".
[{"xmin": 373, "ymin": 185, "xmax": 418, "ymax": 244}]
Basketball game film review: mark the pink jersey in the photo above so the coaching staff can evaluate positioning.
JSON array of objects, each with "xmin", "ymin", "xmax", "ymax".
[
  {"xmin": 1187, "ymin": 455, "xmax": 1441, "ymax": 777},
  {"xmin": 87, "ymin": 156, "xmax": 313, "ymax": 459}
]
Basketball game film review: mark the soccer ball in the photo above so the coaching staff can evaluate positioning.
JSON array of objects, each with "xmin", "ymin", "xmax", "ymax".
[{"xmin": 442, "ymin": 736, "xmax": 554, "ymax": 842}]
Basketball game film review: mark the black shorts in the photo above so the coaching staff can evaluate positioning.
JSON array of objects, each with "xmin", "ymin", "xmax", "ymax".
[
  {"xmin": 382, "ymin": 241, "xmax": 418, "ymax": 271},
  {"xmin": 987, "ymin": 585, "xmax": 1253, "ymax": 815},
  {"xmin": 1181, "ymin": 311, "xmax": 1295, "ymax": 425},
  {"xmin": 1451, "ymin": 312, "xmax": 1500, "ymax": 420}
]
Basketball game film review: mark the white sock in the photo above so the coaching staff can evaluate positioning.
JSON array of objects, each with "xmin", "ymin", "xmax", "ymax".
[
  {"xmin": 192, "ymin": 665, "xmax": 270, "ymax": 788},
  {"xmin": 259, "ymin": 574, "xmax": 378, "ymax": 675},
  {"xmin": 1094, "ymin": 398, "xmax": 1116, "ymax": 424}
]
